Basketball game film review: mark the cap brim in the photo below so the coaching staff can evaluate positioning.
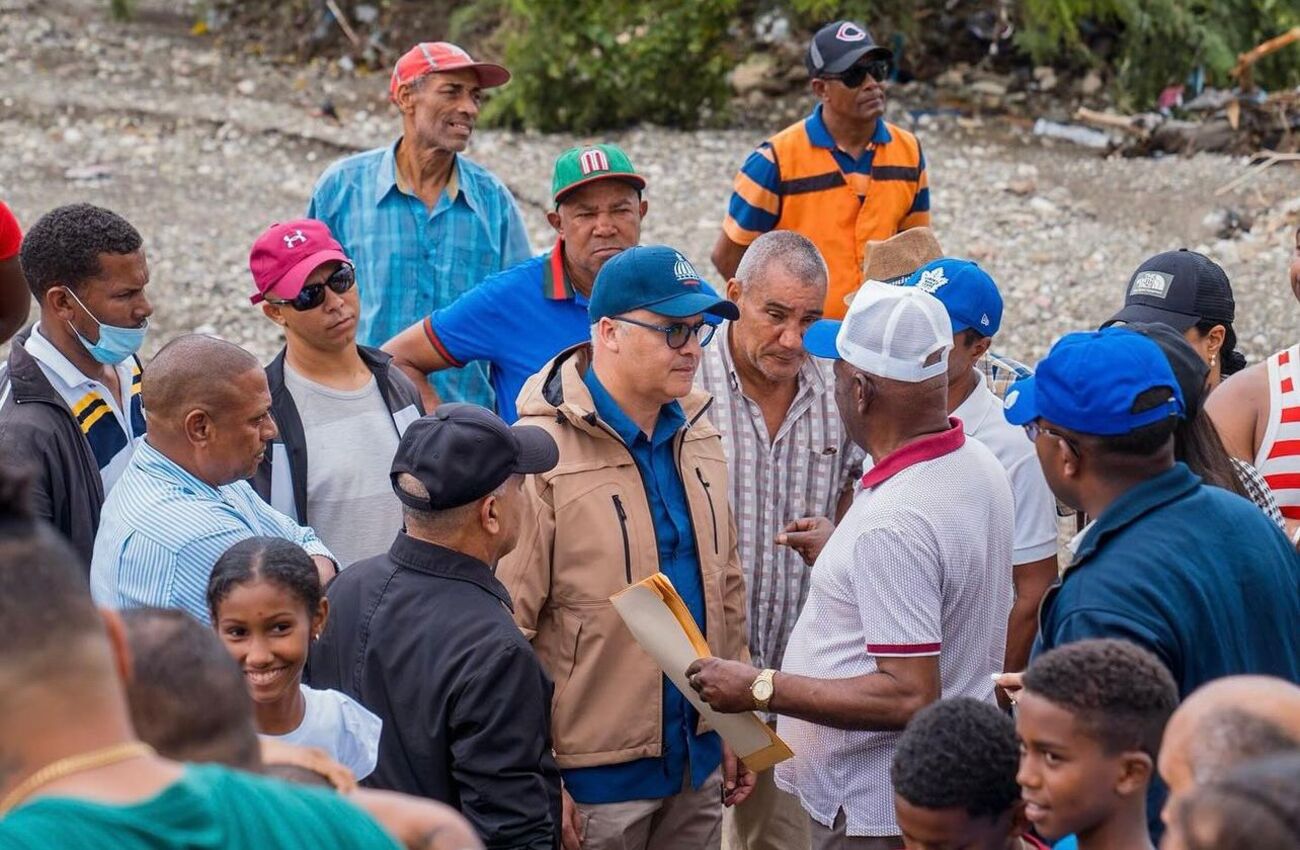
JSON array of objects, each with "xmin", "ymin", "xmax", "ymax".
[
  {"xmin": 554, "ymin": 173, "xmax": 647, "ymax": 205},
  {"xmin": 1103, "ymin": 304, "xmax": 1198, "ymax": 333},
  {"xmin": 647, "ymin": 291, "xmax": 740, "ymax": 321},
  {"xmin": 468, "ymin": 62, "xmax": 512, "ymax": 88},
  {"xmin": 803, "ymin": 320, "xmax": 843, "ymax": 359},
  {"xmin": 1001, "ymin": 376, "xmax": 1040, "ymax": 426},
  {"xmin": 251, "ymin": 249, "xmax": 351, "ymax": 305},
  {"xmin": 821, "ymin": 45, "xmax": 893, "ymax": 75},
  {"xmin": 510, "ymin": 425, "xmax": 559, "ymax": 475}
]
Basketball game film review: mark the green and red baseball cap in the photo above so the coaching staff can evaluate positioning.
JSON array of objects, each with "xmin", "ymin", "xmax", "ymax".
[{"xmin": 552, "ymin": 144, "xmax": 646, "ymax": 206}]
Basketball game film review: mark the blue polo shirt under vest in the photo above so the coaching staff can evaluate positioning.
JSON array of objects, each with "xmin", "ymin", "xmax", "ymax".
[
  {"xmin": 1033, "ymin": 462, "xmax": 1300, "ymax": 841},
  {"xmin": 425, "ymin": 240, "xmax": 593, "ymax": 423},
  {"xmin": 560, "ymin": 368, "xmax": 722, "ymax": 804}
]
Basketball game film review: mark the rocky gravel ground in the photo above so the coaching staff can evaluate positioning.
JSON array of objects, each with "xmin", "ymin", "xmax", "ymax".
[{"xmin": 3, "ymin": 0, "xmax": 1299, "ymax": 367}]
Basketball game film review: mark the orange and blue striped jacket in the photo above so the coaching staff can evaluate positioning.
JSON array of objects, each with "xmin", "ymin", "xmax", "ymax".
[{"xmin": 723, "ymin": 105, "xmax": 930, "ymax": 318}]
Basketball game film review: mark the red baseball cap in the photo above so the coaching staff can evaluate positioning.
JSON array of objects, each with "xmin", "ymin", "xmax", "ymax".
[
  {"xmin": 389, "ymin": 42, "xmax": 510, "ymax": 101},
  {"xmin": 249, "ymin": 219, "xmax": 351, "ymax": 305}
]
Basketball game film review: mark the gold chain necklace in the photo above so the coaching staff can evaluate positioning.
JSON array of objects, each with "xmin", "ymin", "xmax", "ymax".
[{"xmin": 0, "ymin": 742, "xmax": 156, "ymax": 815}]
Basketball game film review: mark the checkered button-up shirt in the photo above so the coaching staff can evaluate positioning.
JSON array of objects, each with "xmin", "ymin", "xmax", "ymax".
[
  {"xmin": 696, "ymin": 323, "xmax": 862, "ymax": 676},
  {"xmin": 307, "ymin": 141, "xmax": 533, "ymax": 407}
]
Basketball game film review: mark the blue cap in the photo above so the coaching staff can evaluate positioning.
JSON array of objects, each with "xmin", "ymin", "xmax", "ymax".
[
  {"xmin": 588, "ymin": 245, "xmax": 739, "ymax": 323},
  {"xmin": 904, "ymin": 258, "xmax": 1003, "ymax": 335},
  {"xmin": 1003, "ymin": 328, "xmax": 1185, "ymax": 436}
]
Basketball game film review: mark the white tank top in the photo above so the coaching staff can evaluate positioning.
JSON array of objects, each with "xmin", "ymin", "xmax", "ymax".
[{"xmin": 1255, "ymin": 344, "xmax": 1300, "ymax": 521}]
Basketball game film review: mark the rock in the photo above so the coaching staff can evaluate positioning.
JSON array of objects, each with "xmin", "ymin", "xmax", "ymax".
[
  {"xmin": 1029, "ymin": 197, "xmax": 1058, "ymax": 215},
  {"xmin": 1006, "ymin": 178, "xmax": 1037, "ymax": 196},
  {"xmin": 1032, "ymin": 66, "xmax": 1057, "ymax": 92},
  {"xmin": 353, "ymin": 4, "xmax": 378, "ymax": 24},
  {"xmin": 935, "ymin": 68, "xmax": 966, "ymax": 89},
  {"xmin": 236, "ymin": 78, "xmax": 256, "ymax": 96},
  {"xmin": 969, "ymin": 79, "xmax": 1008, "ymax": 98},
  {"xmin": 1080, "ymin": 71, "xmax": 1103, "ymax": 96},
  {"xmin": 730, "ymin": 52, "xmax": 781, "ymax": 97}
]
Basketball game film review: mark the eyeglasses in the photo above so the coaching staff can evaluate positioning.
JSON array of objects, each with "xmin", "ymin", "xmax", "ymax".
[
  {"xmin": 266, "ymin": 265, "xmax": 356, "ymax": 311},
  {"xmin": 1023, "ymin": 421, "xmax": 1080, "ymax": 455},
  {"xmin": 823, "ymin": 58, "xmax": 892, "ymax": 89},
  {"xmin": 611, "ymin": 316, "xmax": 717, "ymax": 349}
]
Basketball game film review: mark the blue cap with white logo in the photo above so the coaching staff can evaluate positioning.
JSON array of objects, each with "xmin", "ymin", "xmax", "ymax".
[
  {"xmin": 587, "ymin": 245, "xmax": 739, "ymax": 323},
  {"xmin": 1003, "ymin": 327, "xmax": 1185, "ymax": 436},
  {"xmin": 903, "ymin": 258, "xmax": 1003, "ymax": 336}
]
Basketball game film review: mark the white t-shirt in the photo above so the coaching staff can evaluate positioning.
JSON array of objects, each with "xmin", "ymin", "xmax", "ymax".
[
  {"xmin": 264, "ymin": 685, "xmax": 382, "ymax": 779},
  {"xmin": 775, "ymin": 422, "xmax": 1014, "ymax": 837},
  {"xmin": 283, "ymin": 367, "xmax": 403, "ymax": 567},
  {"xmin": 953, "ymin": 375, "xmax": 1059, "ymax": 564}
]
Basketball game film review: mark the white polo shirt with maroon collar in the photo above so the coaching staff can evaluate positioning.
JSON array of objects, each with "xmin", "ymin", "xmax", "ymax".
[{"xmin": 774, "ymin": 418, "xmax": 1015, "ymax": 838}]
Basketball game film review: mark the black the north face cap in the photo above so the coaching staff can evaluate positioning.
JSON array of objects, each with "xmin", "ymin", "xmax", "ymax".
[
  {"xmin": 390, "ymin": 403, "xmax": 558, "ymax": 511},
  {"xmin": 1103, "ymin": 249, "xmax": 1235, "ymax": 333},
  {"xmin": 806, "ymin": 20, "xmax": 893, "ymax": 77}
]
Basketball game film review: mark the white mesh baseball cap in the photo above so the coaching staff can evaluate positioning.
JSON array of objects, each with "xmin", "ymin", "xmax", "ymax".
[{"xmin": 803, "ymin": 280, "xmax": 954, "ymax": 382}]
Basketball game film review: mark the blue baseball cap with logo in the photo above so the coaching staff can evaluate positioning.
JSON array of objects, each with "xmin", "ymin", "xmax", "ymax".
[
  {"xmin": 903, "ymin": 258, "xmax": 1003, "ymax": 336},
  {"xmin": 1003, "ymin": 327, "xmax": 1185, "ymax": 436},
  {"xmin": 588, "ymin": 245, "xmax": 739, "ymax": 323}
]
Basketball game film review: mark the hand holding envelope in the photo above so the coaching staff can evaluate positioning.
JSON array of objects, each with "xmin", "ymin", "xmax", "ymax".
[{"xmin": 610, "ymin": 573, "xmax": 794, "ymax": 774}]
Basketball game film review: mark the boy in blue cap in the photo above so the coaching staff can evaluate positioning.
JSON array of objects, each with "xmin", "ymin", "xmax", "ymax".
[
  {"xmin": 497, "ymin": 246, "xmax": 751, "ymax": 850},
  {"xmin": 1000, "ymin": 326, "xmax": 1300, "ymax": 839},
  {"xmin": 904, "ymin": 258, "xmax": 1059, "ymax": 682}
]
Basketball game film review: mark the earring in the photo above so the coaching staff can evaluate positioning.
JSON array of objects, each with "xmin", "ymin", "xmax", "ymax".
[
  {"xmin": 1210, "ymin": 355, "xmax": 1217, "ymax": 367},
  {"xmin": 312, "ymin": 632, "xmax": 320, "ymax": 641}
]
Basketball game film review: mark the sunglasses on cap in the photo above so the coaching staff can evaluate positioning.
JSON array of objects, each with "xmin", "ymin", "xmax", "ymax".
[
  {"xmin": 266, "ymin": 265, "xmax": 356, "ymax": 311},
  {"xmin": 823, "ymin": 58, "xmax": 892, "ymax": 89}
]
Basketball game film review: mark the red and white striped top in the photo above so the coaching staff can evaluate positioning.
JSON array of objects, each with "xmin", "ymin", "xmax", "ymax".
[{"xmin": 1256, "ymin": 344, "xmax": 1300, "ymax": 520}]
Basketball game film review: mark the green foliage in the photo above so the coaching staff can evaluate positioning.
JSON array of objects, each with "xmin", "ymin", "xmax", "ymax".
[
  {"xmin": 1017, "ymin": 0, "xmax": 1300, "ymax": 105},
  {"xmin": 481, "ymin": 0, "xmax": 741, "ymax": 132}
]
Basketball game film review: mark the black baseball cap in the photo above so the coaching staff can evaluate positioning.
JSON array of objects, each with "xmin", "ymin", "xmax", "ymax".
[
  {"xmin": 806, "ymin": 21, "xmax": 893, "ymax": 77},
  {"xmin": 1103, "ymin": 249, "xmax": 1235, "ymax": 333},
  {"xmin": 390, "ymin": 403, "xmax": 559, "ymax": 511}
]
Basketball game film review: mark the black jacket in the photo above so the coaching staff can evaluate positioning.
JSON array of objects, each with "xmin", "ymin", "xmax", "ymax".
[
  {"xmin": 252, "ymin": 345, "xmax": 424, "ymax": 525},
  {"xmin": 0, "ymin": 327, "xmax": 140, "ymax": 567},
  {"xmin": 308, "ymin": 534, "xmax": 562, "ymax": 850}
]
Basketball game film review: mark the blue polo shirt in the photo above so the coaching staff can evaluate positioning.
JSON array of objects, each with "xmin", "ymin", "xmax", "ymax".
[
  {"xmin": 561, "ymin": 369, "xmax": 722, "ymax": 804},
  {"xmin": 1034, "ymin": 462, "xmax": 1300, "ymax": 841},
  {"xmin": 425, "ymin": 241, "xmax": 591, "ymax": 423}
]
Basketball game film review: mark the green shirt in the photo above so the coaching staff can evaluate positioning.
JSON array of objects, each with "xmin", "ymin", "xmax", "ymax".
[{"xmin": 0, "ymin": 764, "xmax": 401, "ymax": 849}]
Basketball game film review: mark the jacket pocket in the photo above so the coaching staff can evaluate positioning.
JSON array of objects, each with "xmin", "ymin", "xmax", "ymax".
[
  {"xmin": 612, "ymin": 495, "xmax": 632, "ymax": 584},
  {"xmin": 695, "ymin": 467, "xmax": 720, "ymax": 556},
  {"xmin": 550, "ymin": 609, "xmax": 583, "ymax": 716}
]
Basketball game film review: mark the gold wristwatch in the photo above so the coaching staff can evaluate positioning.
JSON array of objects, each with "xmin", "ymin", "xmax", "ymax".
[{"xmin": 750, "ymin": 668, "xmax": 776, "ymax": 711}]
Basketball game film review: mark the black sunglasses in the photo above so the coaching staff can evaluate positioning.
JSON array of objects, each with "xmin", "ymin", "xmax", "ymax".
[
  {"xmin": 823, "ymin": 58, "xmax": 892, "ymax": 89},
  {"xmin": 611, "ymin": 316, "xmax": 717, "ymax": 350},
  {"xmin": 267, "ymin": 265, "xmax": 356, "ymax": 311}
]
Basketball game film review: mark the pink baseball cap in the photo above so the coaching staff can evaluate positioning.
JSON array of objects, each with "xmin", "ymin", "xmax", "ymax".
[
  {"xmin": 249, "ymin": 219, "xmax": 351, "ymax": 305},
  {"xmin": 389, "ymin": 42, "xmax": 511, "ymax": 101}
]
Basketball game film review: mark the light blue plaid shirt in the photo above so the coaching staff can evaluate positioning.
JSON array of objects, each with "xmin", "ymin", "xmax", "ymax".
[
  {"xmin": 90, "ymin": 440, "xmax": 334, "ymax": 624},
  {"xmin": 307, "ymin": 140, "xmax": 533, "ymax": 406}
]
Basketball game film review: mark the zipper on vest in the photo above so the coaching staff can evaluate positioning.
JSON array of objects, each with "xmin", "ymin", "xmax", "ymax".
[
  {"xmin": 695, "ymin": 467, "xmax": 720, "ymax": 555},
  {"xmin": 612, "ymin": 495, "xmax": 632, "ymax": 584}
]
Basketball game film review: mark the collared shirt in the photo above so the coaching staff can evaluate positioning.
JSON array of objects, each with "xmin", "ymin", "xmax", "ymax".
[
  {"xmin": 776, "ymin": 421, "xmax": 1013, "ymax": 837},
  {"xmin": 952, "ymin": 373, "xmax": 1058, "ymax": 564},
  {"xmin": 25, "ymin": 324, "xmax": 145, "ymax": 495},
  {"xmin": 426, "ymin": 240, "xmax": 591, "ymax": 422},
  {"xmin": 563, "ymin": 369, "xmax": 722, "ymax": 803},
  {"xmin": 307, "ymin": 140, "xmax": 533, "ymax": 407},
  {"xmin": 90, "ymin": 440, "xmax": 334, "ymax": 623},
  {"xmin": 723, "ymin": 105, "xmax": 930, "ymax": 242},
  {"xmin": 696, "ymin": 322, "xmax": 861, "ymax": 678},
  {"xmin": 308, "ymin": 534, "xmax": 562, "ymax": 850}
]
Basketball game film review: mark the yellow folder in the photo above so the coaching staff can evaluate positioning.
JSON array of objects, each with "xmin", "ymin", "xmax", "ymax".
[{"xmin": 610, "ymin": 574, "xmax": 794, "ymax": 773}]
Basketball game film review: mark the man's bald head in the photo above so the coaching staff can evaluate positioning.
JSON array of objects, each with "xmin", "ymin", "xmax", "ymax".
[
  {"xmin": 1160, "ymin": 676, "xmax": 1300, "ymax": 801},
  {"xmin": 142, "ymin": 334, "xmax": 261, "ymax": 423},
  {"xmin": 140, "ymin": 334, "xmax": 278, "ymax": 487}
]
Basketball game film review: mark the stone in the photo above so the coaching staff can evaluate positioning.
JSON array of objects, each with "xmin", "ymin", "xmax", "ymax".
[
  {"xmin": 1080, "ymin": 70, "xmax": 1103, "ymax": 96},
  {"xmin": 730, "ymin": 52, "xmax": 781, "ymax": 97}
]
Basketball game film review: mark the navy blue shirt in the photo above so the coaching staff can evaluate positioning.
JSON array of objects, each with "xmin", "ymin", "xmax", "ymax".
[
  {"xmin": 426, "ymin": 241, "xmax": 591, "ymax": 423},
  {"xmin": 561, "ymin": 369, "xmax": 722, "ymax": 804},
  {"xmin": 1033, "ymin": 462, "xmax": 1300, "ymax": 837}
]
